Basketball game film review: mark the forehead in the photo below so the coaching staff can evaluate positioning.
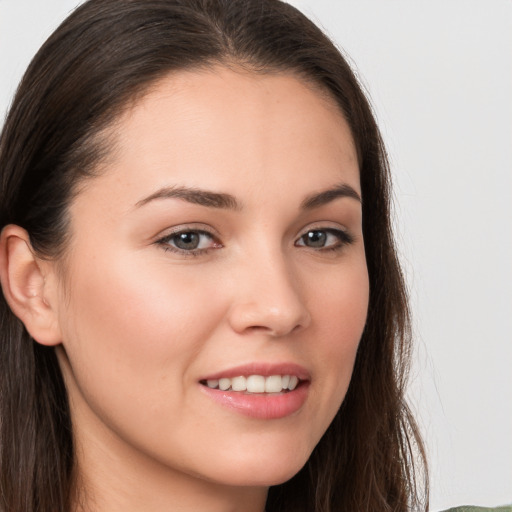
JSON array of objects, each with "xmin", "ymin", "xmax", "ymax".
[{"xmin": 80, "ymin": 66, "xmax": 360, "ymax": 211}]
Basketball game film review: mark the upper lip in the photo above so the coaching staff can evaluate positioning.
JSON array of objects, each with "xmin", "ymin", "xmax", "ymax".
[{"xmin": 200, "ymin": 362, "xmax": 310, "ymax": 382}]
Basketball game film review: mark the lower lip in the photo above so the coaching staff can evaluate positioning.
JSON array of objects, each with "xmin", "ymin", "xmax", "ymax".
[{"xmin": 200, "ymin": 382, "xmax": 309, "ymax": 419}]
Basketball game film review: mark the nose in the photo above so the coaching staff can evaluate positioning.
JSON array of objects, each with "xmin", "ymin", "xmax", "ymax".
[{"xmin": 227, "ymin": 252, "xmax": 311, "ymax": 337}]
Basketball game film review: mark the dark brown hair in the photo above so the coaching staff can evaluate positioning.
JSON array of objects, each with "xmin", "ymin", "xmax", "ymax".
[{"xmin": 0, "ymin": 1, "xmax": 428, "ymax": 510}]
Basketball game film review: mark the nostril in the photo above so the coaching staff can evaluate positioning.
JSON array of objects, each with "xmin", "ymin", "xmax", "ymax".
[
  {"xmin": 226, "ymin": 271, "xmax": 311, "ymax": 336},
  {"xmin": 228, "ymin": 306, "xmax": 309, "ymax": 337}
]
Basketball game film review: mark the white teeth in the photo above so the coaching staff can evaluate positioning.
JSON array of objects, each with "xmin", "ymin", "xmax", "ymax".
[
  {"xmin": 265, "ymin": 375, "xmax": 282, "ymax": 393},
  {"xmin": 246, "ymin": 375, "xmax": 265, "ymax": 393},
  {"xmin": 231, "ymin": 376, "xmax": 246, "ymax": 391},
  {"xmin": 288, "ymin": 375, "xmax": 299, "ymax": 391},
  {"xmin": 206, "ymin": 379, "xmax": 219, "ymax": 389},
  {"xmin": 218, "ymin": 378, "xmax": 231, "ymax": 391},
  {"xmin": 204, "ymin": 374, "xmax": 301, "ymax": 393}
]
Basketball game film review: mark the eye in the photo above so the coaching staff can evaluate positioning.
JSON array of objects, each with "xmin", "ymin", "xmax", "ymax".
[
  {"xmin": 296, "ymin": 228, "xmax": 353, "ymax": 250},
  {"xmin": 157, "ymin": 229, "xmax": 220, "ymax": 255}
]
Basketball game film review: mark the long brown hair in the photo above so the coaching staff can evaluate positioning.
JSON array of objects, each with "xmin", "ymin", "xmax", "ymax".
[{"xmin": 0, "ymin": 1, "xmax": 428, "ymax": 510}]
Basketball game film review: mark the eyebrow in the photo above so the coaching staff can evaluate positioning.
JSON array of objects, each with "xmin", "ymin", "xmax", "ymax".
[
  {"xmin": 135, "ymin": 186, "xmax": 241, "ymax": 210},
  {"xmin": 135, "ymin": 183, "xmax": 361, "ymax": 211},
  {"xmin": 301, "ymin": 183, "xmax": 361, "ymax": 209}
]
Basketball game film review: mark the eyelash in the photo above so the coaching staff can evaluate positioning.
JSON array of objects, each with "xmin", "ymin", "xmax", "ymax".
[
  {"xmin": 156, "ymin": 229, "xmax": 220, "ymax": 257},
  {"xmin": 156, "ymin": 226, "xmax": 354, "ymax": 257}
]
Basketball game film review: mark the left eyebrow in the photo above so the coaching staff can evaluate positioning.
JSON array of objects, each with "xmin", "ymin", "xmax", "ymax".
[{"xmin": 301, "ymin": 183, "xmax": 361, "ymax": 209}]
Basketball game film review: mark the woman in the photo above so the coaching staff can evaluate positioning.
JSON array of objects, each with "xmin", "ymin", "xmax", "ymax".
[{"xmin": 0, "ymin": 1, "xmax": 428, "ymax": 510}]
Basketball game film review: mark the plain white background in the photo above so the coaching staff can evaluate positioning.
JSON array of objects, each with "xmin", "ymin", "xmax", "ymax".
[{"xmin": 1, "ymin": 1, "xmax": 511, "ymax": 510}]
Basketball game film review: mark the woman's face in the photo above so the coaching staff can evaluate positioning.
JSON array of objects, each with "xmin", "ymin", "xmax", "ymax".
[{"xmin": 52, "ymin": 67, "xmax": 369, "ymax": 493}]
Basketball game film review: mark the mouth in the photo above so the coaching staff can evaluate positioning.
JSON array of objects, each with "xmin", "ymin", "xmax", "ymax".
[
  {"xmin": 200, "ymin": 374, "xmax": 301, "ymax": 394},
  {"xmin": 199, "ymin": 365, "xmax": 310, "ymax": 419}
]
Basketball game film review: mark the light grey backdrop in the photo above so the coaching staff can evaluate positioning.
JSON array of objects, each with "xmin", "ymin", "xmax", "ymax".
[{"xmin": 1, "ymin": 1, "xmax": 511, "ymax": 510}]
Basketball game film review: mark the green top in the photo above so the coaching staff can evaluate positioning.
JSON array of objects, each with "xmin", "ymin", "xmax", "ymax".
[{"xmin": 442, "ymin": 507, "xmax": 512, "ymax": 512}]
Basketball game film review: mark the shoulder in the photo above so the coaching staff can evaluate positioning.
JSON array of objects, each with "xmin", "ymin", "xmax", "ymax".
[{"xmin": 441, "ymin": 507, "xmax": 512, "ymax": 512}]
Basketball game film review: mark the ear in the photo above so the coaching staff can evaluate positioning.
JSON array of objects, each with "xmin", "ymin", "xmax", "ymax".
[{"xmin": 0, "ymin": 225, "xmax": 62, "ymax": 346}]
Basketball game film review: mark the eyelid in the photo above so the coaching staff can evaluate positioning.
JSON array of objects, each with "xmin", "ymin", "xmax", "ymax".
[
  {"xmin": 154, "ymin": 222, "xmax": 219, "ymax": 238},
  {"xmin": 296, "ymin": 221, "xmax": 352, "ymax": 239}
]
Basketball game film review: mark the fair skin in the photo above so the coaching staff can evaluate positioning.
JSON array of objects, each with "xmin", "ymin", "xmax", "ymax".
[{"xmin": 0, "ymin": 67, "xmax": 368, "ymax": 512}]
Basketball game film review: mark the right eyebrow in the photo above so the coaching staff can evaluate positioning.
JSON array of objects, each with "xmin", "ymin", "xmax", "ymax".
[{"xmin": 134, "ymin": 186, "xmax": 242, "ymax": 211}]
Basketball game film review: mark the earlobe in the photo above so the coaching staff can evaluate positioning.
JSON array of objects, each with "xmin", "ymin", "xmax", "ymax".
[{"xmin": 0, "ymin": 225, "xmax": 62, "ymax": 346}]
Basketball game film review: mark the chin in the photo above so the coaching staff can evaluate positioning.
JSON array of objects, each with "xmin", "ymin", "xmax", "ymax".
[
  {"xmin": 199, "ymin": 445, "xmax": 312, "ymax": 488},
  {"xmin": 210, "ymin": 466, "xmax": 305, "ymax": 489}
]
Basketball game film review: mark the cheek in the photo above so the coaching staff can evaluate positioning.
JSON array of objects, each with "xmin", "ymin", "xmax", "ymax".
[
  {"xmin": 319, "ymin": 277, "xmax": 368, "ymax": 357},
  {"xmin": 312, "ymin": 254, "xmax": 369, "ymax": 343},
  {"xmin": 56, "ymin": 251, "xmax": 236, "ymax": 468},
  {"xmin": 57, "ymin": 251, "xmax": 226, "ymax": 412},
  {"xmin": 307, "ymin": 259, "xmax": 369, "ymax": 417},
  {"xmin": 65, "ymin": 253, "xmax": 217, "ymax": 349}
]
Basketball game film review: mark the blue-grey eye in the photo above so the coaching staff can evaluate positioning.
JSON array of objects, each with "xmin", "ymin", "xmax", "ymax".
[
  {"xmin": 162, "ymin": 230, "xmax": 216, "ymax": 252},
  {"xmin": 173, "ymin": 232, "xmax": 201, "ymax": 250},
  {"xmin": 296, "ymin": 228, "xmax": 352, "ymax": 249},
  {"xmin": 303, "ymin": 230, "xmax": 327, "ymax": 248}
]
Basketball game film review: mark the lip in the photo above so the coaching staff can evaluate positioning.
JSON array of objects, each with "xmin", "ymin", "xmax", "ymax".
[{"xmin": 199, "ymin": 362, "xmax": 310, "ymax": 420}]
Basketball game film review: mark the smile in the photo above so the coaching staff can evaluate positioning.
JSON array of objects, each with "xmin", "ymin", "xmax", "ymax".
[{"xmin": 203, "ymin": 374, "xmax": 300, "ymax": 393}]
